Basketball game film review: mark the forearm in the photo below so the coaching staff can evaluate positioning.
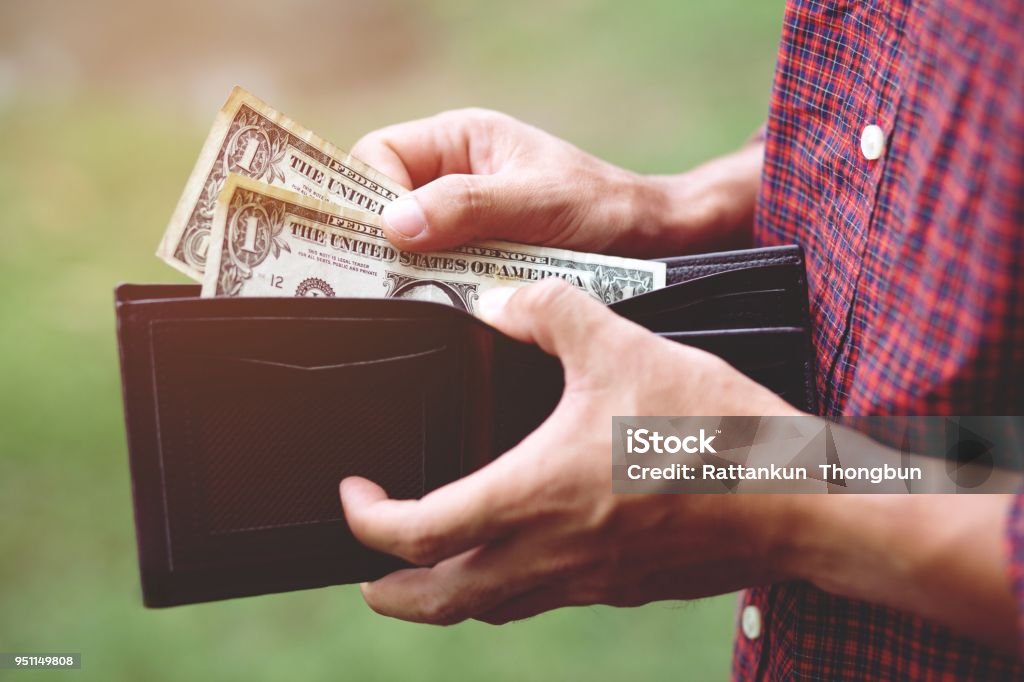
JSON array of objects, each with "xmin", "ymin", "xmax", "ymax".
[
  {"xmin": 612, "ymin": 141, "xmax": 763, "ymax": 257},
  {"xmin": 782, "ymin": 494, "xmax": 1018, "ymax": 654}
]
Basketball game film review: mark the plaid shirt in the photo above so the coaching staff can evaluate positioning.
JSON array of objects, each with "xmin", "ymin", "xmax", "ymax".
[{"xmin": 739, "ymin": 0, "xmax": 1024, "ymax": 679}]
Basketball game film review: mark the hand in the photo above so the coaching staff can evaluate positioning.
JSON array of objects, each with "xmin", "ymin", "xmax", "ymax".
[
  {"xmin": 339, "ymin": 279, "xmax": 803, "ymax": 625},
  {"xmin": 351, "ymin": 109, "xmax": 763, "ymax": 257},
  {"xmin": 338, "ymin": 281, "xmax": 1022, "ymax": 651}
]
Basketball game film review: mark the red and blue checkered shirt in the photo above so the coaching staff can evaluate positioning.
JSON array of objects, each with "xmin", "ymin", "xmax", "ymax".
[{"xmin": 739, "ymin": 0, "xmax": 1024, "ymax": 679}]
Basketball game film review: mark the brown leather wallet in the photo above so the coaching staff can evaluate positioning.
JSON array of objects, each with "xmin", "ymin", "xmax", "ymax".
[{"xmin": 115, "ymin": 244, "xmax": 815, "ymax": 606}]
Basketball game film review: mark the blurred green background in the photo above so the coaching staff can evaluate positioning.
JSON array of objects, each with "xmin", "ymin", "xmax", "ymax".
[{"xmin": 0, "ymin": 1, "xmax": 783, "ymax": 679}]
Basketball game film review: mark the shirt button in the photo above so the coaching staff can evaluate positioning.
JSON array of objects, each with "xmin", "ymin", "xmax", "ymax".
[
  {"xmin": 860, "ymin": 124, "xmax": 886, "ymax": 160},
  {"xmin": 741, "ymin": 604, "xmax": 762, "ymax": 640}
]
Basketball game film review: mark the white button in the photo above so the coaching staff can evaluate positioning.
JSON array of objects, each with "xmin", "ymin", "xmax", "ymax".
[
  {"xmin": 860, "ymin": 124, "xmax": 885, "ymax": 160},
  {"xmin": 741, "ymin": 604, "xmax": 762, "ymax": 640}
]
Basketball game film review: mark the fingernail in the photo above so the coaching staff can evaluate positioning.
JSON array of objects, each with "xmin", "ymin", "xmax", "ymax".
[
  {"xmin": 382, "ymin": 196, "xmax": 426, "ymax": 239},
  {"xmin": 477, "ymin": 287, "xmax": 516, "ymax": 322}
]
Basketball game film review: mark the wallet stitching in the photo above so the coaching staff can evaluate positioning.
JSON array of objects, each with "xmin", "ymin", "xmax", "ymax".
[
  {"xmin": 208, "ymin": 518, "xmax": 343, "ymax": 534},
  {"xmin": 420, "ymin": 386, "xmax": 428, "ymax": 498},
  {"xmin": 184, "ymin": 382, "xmax": 202, "ymax": 557},
  {"xmin": 148, "ymin": 319, "xmax": 178, "ymax": 572},
  {"xmin": 665, "ymin": 256, "xmax": 799, "ymax": 277},
  {"xmin": 667, "ymin": 255, "xmax": 798, "ymax": 268},
  {"xmin": 658, "ymin": 326, "xmax": 806, "ymax": 338},
  {"xmin": 670, "ymin": 255, "xmax": 795, "ymax": 268},
  {"xmin": 212, "ymin": 347, "xmax": 446, "ymax": 372},
  {"xmin": 155, "ymin": 321, "xmax": 209, "ymax": 569},
  {"xmin": 802, "ymin": 339, "xmax": 819, "ymax": 414},
  {"xmin": 659, "ymin": 245, "xmax": 802, "ymax": 268},
  {"xmin": 154, "ymin": 315, "xmax": 461, "ymax": 325}
]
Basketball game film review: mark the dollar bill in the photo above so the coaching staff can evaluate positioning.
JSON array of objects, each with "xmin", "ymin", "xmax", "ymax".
[
  {"xmin": 202, "ymin": 175, "xmax": 666, "ymax": 312},
  {"xmin": 157, "ymin": 86, "xmax": 407, "ymax": 280}
]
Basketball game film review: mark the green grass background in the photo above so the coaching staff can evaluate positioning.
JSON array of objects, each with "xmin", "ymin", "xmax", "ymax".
[{"xmin": 0, "ymin": 1, "xmax": 783, "ymax": 679}]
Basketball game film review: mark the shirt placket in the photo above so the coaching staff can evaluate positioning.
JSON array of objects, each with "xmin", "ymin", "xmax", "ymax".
[
  {"xmin": 734, "ymin": 587, "xmax": 772, "ymax": 679},
  {"xmin": 824, "ymin": 1, "xmax": 915, "ymax": 412}
]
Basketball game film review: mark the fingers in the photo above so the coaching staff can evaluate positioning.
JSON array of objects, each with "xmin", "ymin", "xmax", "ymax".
[
  {"xmin": 351, "ymin": 109, "xmax": 495, "ymax": 190},
  {"xmin": 478, "ymin": 279, "xmax": 637, "ymax": 384},
  {"xmin": 348, "ymin": 116, "xmax": 453, "ymax": 191},
  {"xmin": 340, "ymin": 477, "xmax": 499, "ymax": 566},
  {"xmin": 378, "ymin": 173, "xmax": 516, "ymax": 250},
  {"xmin": 474, "ymin": 582, "xmax": 580, "ymax": 625},
  {"xmin": 352, "ymin": 113, "xmax": 490, "ymax": 250},
  {"xmin": 383, "ymin": 170, "xmax": 579, "ymax": 252},
  {"xmin": 349, "ymin": 134, "xmax": 414, "ymax": 191},
  {"xmin": 339, "ymin": 439, "xmax": 544, "ymax": 566},
  {"xmin": 359, "ymin": 535, "xmax": 566, "ymax": 625},
  {"xmin": 353, "ymin": 109, "xmax": 576, "ymax": 252}
]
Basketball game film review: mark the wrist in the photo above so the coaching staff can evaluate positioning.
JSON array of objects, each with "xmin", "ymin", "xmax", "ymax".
[
  {"xmin": 747, "ymin": 494, "xmax": 825, "ymax": 585},
  {"xmin": 616, "ymin": 143, "xmax": 763, "ymax": 257},
  {"xmin": 702, "ymin": 493, "xmax": 817, "ymax": 588},
  {"xmin": 780, "ymin": 494, "xmax": 926, "ymax": 599}
]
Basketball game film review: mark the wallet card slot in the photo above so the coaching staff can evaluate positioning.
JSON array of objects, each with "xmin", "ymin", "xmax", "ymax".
[
  {"xmin": 205, "ymin": 347, "xmax": 445, "ymax": 373},
  {"xmin": 645, "ymin": 286, "xmax": 786, "ymax": 315},
  {"xmin": 659, "ymin": 328, "xmax": 812, "ymax": 408},
  {"xmin": 610, "ymin": 264, "xmax": 807, "ymax": 333},
  {"xmin": 629, "ymin": 288, "xmax": 792, "ymax": 332},
  {"xmin": 152, "ymin": 315, "xmax": 455, "ymax": 368},
  {"xmin": 490, "ymin": 350, "xmax": 563, "ymax": 454},
  {"xmin": 147, "ymin": 317, "xmax": 470, "ymax": 572}
]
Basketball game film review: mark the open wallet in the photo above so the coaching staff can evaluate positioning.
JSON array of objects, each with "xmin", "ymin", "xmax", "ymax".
[{"xmin": 115, "ymin": 243, "xmax": 816, "ymax": 606}]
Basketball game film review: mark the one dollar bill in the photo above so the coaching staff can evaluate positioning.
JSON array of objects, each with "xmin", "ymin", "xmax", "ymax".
[
  {"xmin": 157, "ymin": 86, "xmax": 407, "ymax": 280},
  {"xmin": 203, "ymin": 175, "xmax": 666, "ymax": 312}
]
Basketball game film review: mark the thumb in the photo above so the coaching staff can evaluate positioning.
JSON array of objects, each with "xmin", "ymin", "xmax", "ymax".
[
  {"xmin": 478, "ymin": 279, "xmax": 631, "ymax": 382},
  {"xmin": 381, "ymin": 174, "xmax": 520, "ymax": 251}
]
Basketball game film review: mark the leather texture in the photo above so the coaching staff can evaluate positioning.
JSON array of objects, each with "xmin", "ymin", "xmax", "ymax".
[{"xmin": 115, "ymin": 244, "xmax": 815, "ymax": 606}]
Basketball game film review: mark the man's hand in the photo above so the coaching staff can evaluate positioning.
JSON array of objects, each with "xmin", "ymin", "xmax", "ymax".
[
  {"xmin": 339, "ymin": 279, "xmax": 802, "ymax": 625},
  {"xmin": 339, "ymin": 281, "xmax": 1019, "ymax": 652},
  {"xmin": 350, "ymin": 109, "xmax": 763, "ymax": 257},
  {"xmin": 343, "ymin": 116, "xmax": 1021, "ymax": 654}
]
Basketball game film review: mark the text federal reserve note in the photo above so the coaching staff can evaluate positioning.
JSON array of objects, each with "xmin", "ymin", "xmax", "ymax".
[
  {"xmin": 157, "ymin": 86, "xmax": 407, "ymax": 280},
  {"xmin": 203, "ymin": 175, "xmax": 666, "ymax": 313}
]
